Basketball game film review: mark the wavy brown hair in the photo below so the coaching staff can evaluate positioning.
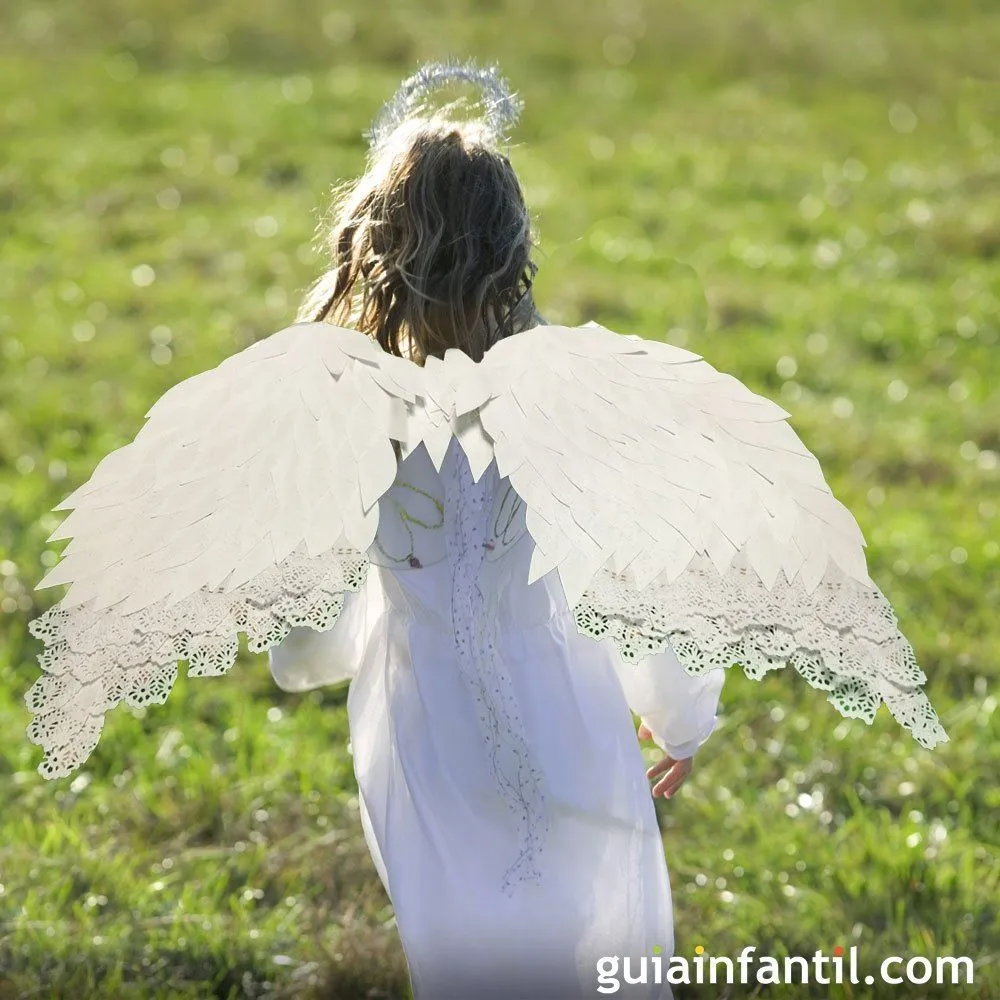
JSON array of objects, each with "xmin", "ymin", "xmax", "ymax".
[{"xmin": 297, "ymin": 112, "xmax": 540, "ymax": 364}]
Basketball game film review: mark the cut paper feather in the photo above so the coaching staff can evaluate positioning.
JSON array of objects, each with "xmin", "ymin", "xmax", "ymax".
[{"xmin": 27, "ymin": 321, "xmax": 948, "ymax": 778}]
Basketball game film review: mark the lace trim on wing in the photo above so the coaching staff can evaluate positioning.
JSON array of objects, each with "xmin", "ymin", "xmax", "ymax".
[
  {"xmin": 444, "ymin": 448, "xmax": 549, "ymax": 895},
  {"xmin": 26, "ymin": 549, "xmax": 370, "ymax": 779},
  {"xmin": 574, "ymin": 557, "xmax": 948, "ymax": 750}
]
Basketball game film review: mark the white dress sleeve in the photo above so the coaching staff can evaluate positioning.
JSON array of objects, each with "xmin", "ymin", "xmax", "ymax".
[
  {"xmin": 268, "ymin": 568, "xmax": 385, "ymax": 693},
  {"xmin": 611, "ymin": 647, "xmax": 726, "ymax": 759}
]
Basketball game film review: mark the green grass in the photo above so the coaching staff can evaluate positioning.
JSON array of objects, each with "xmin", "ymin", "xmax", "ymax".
[{"xmin": 1, "ymin": 0, "xmax": 998, "ymax": 996}]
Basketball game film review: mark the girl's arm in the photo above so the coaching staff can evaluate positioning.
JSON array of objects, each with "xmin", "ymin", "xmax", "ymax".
[
  {"xmin": 612, "ymin": 645, "xmax": 725, "ymax": 760},
  {"xmin": 268, "ymin": 569, "xmax": 385, "ymax": 692}
]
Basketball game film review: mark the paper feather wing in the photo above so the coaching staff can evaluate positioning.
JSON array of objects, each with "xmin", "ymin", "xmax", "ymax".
[
  {"xmin": 440, "ymin": 323, "xmax": 947, "ymax": 750},
  {"xmin": 27, "ymin": 323, "xmax": 421, "ymax": 778}
]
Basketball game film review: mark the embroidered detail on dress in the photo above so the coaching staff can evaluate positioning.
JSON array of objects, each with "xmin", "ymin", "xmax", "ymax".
[
  {"xmin": 483, "ymin": 479, "xmax": 528, "ymax": 562},
  {"xmin": 372, "ymin": 479, "xmax": 445, "ymax": 570},
  {"xmin": 443, "ymin": 446, "xmax": 549, "ymax": 894}
]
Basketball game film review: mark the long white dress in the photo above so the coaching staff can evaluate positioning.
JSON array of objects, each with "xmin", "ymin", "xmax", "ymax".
[{"xmin": 269, "ymin": 437, "xmax": 725, "ymax": 999}]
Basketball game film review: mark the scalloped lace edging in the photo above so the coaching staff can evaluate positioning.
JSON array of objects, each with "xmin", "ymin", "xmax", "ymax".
[
  {"xmin": 26, "ymin": 549, "xmax": 370, "ymax": 778},
  {"xmin": 574, "ymin": 559, "xmax": 948, "ymax": 750}
]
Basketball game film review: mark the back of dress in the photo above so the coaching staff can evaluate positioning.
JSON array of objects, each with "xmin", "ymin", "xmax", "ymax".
[
  {"xmin": 345, "ymin": 438, "xmax": 678, "ymax": 998},
  {"xmin": 371, "ymin": 436, "xmax": 561, "ymax": 636},
  {"xmin": 367, "ymin": 437, "xmax": 560, "ymax": 890},
  {"xmin": 265, "ymin": 411, "xmax": 727, "ymax": 998}
]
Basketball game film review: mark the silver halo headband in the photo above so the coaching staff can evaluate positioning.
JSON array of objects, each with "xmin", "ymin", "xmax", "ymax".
[{"xmin": 366, "ymin": 59, "xmax": 523, "ymax": 151}]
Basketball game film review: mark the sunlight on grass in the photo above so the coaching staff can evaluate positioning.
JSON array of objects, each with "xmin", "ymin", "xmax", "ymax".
[{"xmin": 1, "ymin": 0, "xmax": 998, "ymax": 996}]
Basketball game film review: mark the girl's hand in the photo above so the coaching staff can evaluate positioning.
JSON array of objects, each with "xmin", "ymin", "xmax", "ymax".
[{"xmin": 637, "ymin": 723, "xmax": 694, "ymax": 799}]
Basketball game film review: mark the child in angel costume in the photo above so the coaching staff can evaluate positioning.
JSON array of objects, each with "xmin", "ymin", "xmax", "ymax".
[{"xmin": 26, "ymin": 62, "xmax": 947, "ymax": 999}]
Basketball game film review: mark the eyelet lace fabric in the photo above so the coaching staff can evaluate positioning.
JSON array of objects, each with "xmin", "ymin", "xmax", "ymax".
[
  {"xmin": 442, "ymin": 447, "xmax": 549, "ymax": 895},
  {"xmin": 574, "ymin": 556, "xmax": 947, "ymax": 750},
  {"xmin": 26, "ymin": 549, "xmax": 370, "ymax": 779}
]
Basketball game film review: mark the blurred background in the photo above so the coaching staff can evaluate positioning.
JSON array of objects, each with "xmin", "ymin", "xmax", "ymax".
[{"xmin": 0, "ymin": 0, "xmax": 998, "ymax": 997}]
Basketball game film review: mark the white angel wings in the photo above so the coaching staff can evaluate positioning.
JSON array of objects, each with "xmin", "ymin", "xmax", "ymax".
[{"xmin": 26, "ymin": 321, "xmax": 948, "ymax": 778}]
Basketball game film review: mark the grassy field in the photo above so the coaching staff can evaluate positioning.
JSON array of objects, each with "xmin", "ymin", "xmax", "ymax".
[{"xmin": 1, "ymin": 0, "xmax": 998, "ymax": 996}]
